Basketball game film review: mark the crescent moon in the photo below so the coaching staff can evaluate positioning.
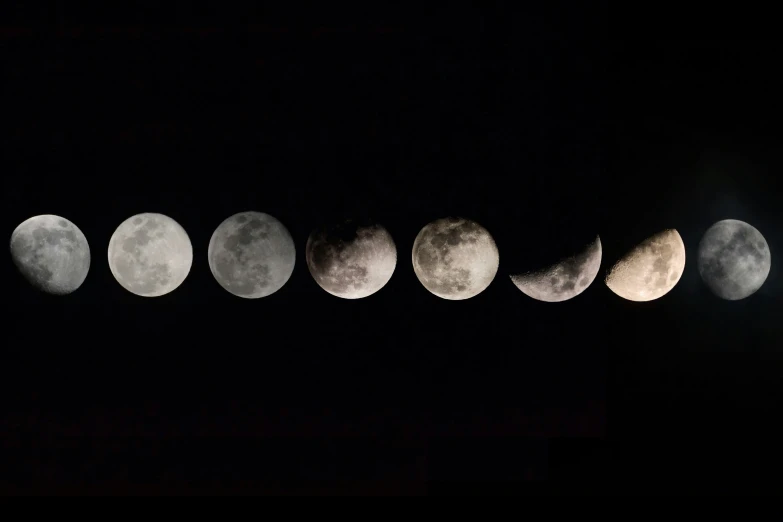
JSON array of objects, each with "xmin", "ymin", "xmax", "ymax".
[{"xmin": 510, "ymin": 236, "xmax": 602, "ymax": 302}]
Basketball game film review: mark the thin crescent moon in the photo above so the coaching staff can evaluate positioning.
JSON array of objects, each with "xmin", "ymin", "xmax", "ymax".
[{"xmin": 510, "ymin": 236, "xmax": 602, "ymax": 302}]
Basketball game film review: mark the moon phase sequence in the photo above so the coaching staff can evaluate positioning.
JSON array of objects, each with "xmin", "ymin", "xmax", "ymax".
[
  {"xmin": 208, "ymin": 212, "xmax": 296, "ymax": 299},
  {"xmin": 412, "ymin": 217, "xmax": 499, "ymax": 300},
  {"xmin": 510, "ymin": 236, "xmax": 602, "ymax": 302},
  {"xmin": 306, "ymin": 220, "xmax": 396, "ymax": 299},
  {"xmin": 10, "ymin": 215, "xmax": 91, "ymax": 295},
  {"xmin": 11, "ymin": 212, "xmax": 776, "ymax": 303},
  {"xmin": 698, "ymin": 219, "xmax": 771, "ymax": 300},
  {"xmin": 605, "ymin": 229, "xmax": 686, "ymax": 302},
  {"xmin": 108, "ymin": 213, "xmax": 193, "ymax": 297}
]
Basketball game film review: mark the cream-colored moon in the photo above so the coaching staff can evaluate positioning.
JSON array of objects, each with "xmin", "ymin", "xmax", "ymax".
[{"xmin": 605, "ymin": 229, "xmax": 686, "ymax": 302}]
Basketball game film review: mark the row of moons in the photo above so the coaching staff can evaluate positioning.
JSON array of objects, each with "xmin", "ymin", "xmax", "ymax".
[{"xmin": 9, "ymin": 212, "xmax": 772, "ymax": 302}]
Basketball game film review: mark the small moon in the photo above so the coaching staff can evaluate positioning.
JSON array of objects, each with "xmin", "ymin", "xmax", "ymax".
[
  {"xmin": 697, "ymin": 219, "xmax": 771, "ymax": 300},
  {"xmin": 510, "ymin": 236, "xmax": 602, "ymax": 302},
  {"xmin": 605, "ymin": 229, "xmax": 686, "ymax": 302},
  {"xmin": 10, "ymin": 215, "xmax": 91, "ymax": 295},
  {"xmin": 306, "ymin": 219, "xmax": 396, "ymax": 299},
  {"xmin": 208, "ymin": 211, "xmax": 296, "ymax": 299},
  {"xmin": 108, "ymin": 213, "xmax": 193, "ymax": 297},
  {"xmin": 412, "ymin": 216, "xmax": 499, "ymax": 300}
]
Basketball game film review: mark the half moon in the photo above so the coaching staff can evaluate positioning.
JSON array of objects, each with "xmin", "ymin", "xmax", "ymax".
[
  {"xmin": 510, "ymin": 236, "xmax": 602, "ymax": 302},
  {"xmin": 605, "ymin": 228, "xmax": 686, "ymax": 302}
]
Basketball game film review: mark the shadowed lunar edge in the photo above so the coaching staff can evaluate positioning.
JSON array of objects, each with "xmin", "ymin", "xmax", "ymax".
[
  {"xmin": 10, "ymin": 215, "xmax": 91, "ymax": 295},
  {"xmin": 306, "ymin": 220, "xmax": 397, "ymax": 299}
]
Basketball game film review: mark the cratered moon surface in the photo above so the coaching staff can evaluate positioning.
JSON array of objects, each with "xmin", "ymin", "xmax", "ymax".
[
  {"xmin": 605, "ymin": 229, "xmax": 686, "ymax": 302},
  {"xmin": 208, "ymin": 212, "xmax": 296, "ymax": 299},
  {"xmin": 10, "ymin": 215, "xmax": 91, "ymax": 295},
  {"xmin": 412, "ymin": 217, "xmax": 499, "ymax": 300},
  {"xmin": 510, "ymin": 236, "xmax": 602, "ymax": 302},
  {"xmin": 697, "ymin": 219, "xmax": 771, "ymax": 300},
  {"xmin": 306, "ymin": 220, "xmax": 396, "ymax": 299},
  {"xmin": 108, "ymin": 213, "xmax": 193, "ymax": 297}
]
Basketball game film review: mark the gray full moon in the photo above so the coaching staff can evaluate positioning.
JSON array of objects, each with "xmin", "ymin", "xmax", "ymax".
[
  {"xmin": 208, "ymin": 211, "xmax": 296, "ymax": 299},
  {"xmin": 108, "ymin": 213, "xmax": 193, "ymax": 297},
  {"xmin": 697, "ymin": 219, "xmax": 771, "ymax": 300},
  {"xmin": 306, "ymin": 220, "xmax": 396, "ymax": 299},
  {"xmin": 412, "ymin": 217, "xmax": 499, "ymax": 300},
  {"xmin": 10, "ymin": 215, "xmax": 91, "ymax": 295},
  {"xmin": 605, "ymin": 228, "xmax": 686, "ymax": 302},
  {"xmin": 510, "ymin": 236, "xmax": 602, "ymax": 302}
]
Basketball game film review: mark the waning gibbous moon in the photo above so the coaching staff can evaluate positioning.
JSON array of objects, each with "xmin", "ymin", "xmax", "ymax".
[
  {"xmin": 412, "ymin": 216, "xmax": 499, "ymax": 300},
  {"xmin": 697, "ymin": 219, "xmax": 771, "ymax": 300},
  {"xmin": 306, "ymin": 219, "xmax": 397, "ymax": 299},
  {"xmin": 208, "ymin": 211, "xmax": 296, "ymax": 299},
  {"xmin": 605, "ymin": 229, "xmax": 686, "ymax": 302},
  {"xmin": 510, "ymin": 236, "xmax": 602, "ymax": 302},
  {"xmin": 108, "ymin": 213, "xmax": 193, "ymax": 297},
  {"xmin": 9, "ymin": 215, "xmax": 91, "ymax": 295}
]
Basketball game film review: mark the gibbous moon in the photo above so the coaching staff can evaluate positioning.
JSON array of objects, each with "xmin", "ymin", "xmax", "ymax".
[
  {"xmin": 697, "ymin": 219, "xmax": 771, "ymax": 300},
  {"xmin": 510, "ymin": 236, "xmax": 602, "ymax": 302},
  {"xmin": 605, "ymin": 229, "xmax": 686, "ymax": 302},
  {"xmin": 10, "ymin": 215, "xmax": 91, "ymax": 295},
  {"xmin": 208, "ymin": 211, "xmax": 296, "ymax": 299},
  {"xmin": 412, "ymin": 217, "xmax": 499, "ymax": 300},
  {"xmin": 108, "ymin": 213, "xmax": 193, "ymax": 297},
  {"xmin": 306, "ymin": 220, "xmax": 396, "ymax": 299}
]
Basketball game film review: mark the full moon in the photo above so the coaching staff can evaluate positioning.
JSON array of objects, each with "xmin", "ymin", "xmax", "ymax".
[
  {"xmin": 605, "ymin": 228, "xmax": 686, "ymax": 302},
  {"xmin": 10, "ymin": 215, "xmax": 91, "ymax": 295},
  {"xmin": 108, "ymin": 213, "xmax": 193, "ymax": 297},
  {"xmin": 510, "ymin": 236, "xmax": 602, "ymax": 302},
  {"xmin": 412, "ymin": 217, "xmax": 499, "ymax": 300},
  {"xmin": 306, "ymin": 220, "xmax": 396, "ymax": 299},
  {"xmin": 697, "ymin": 219, "xmax": 771, "ymax": 300},
  {"xmin": 208, "ymin": 211, "xmax": 296, "ymax": 299}
]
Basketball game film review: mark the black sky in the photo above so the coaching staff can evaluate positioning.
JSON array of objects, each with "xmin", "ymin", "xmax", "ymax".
[{"xmin": 1, "ymin": 8, "xmax": 781, "ymax": 495}]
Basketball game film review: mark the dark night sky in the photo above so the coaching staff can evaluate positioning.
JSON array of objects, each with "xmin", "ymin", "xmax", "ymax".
[{"xmin": 1, "ymin": 7, "xmax": 781, "ymax": 495}]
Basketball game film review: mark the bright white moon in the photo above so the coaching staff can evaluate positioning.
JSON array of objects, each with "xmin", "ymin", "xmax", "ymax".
[{"xmin": 108, "ymin": 213, "xmax": 193, "ymax": 297}]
